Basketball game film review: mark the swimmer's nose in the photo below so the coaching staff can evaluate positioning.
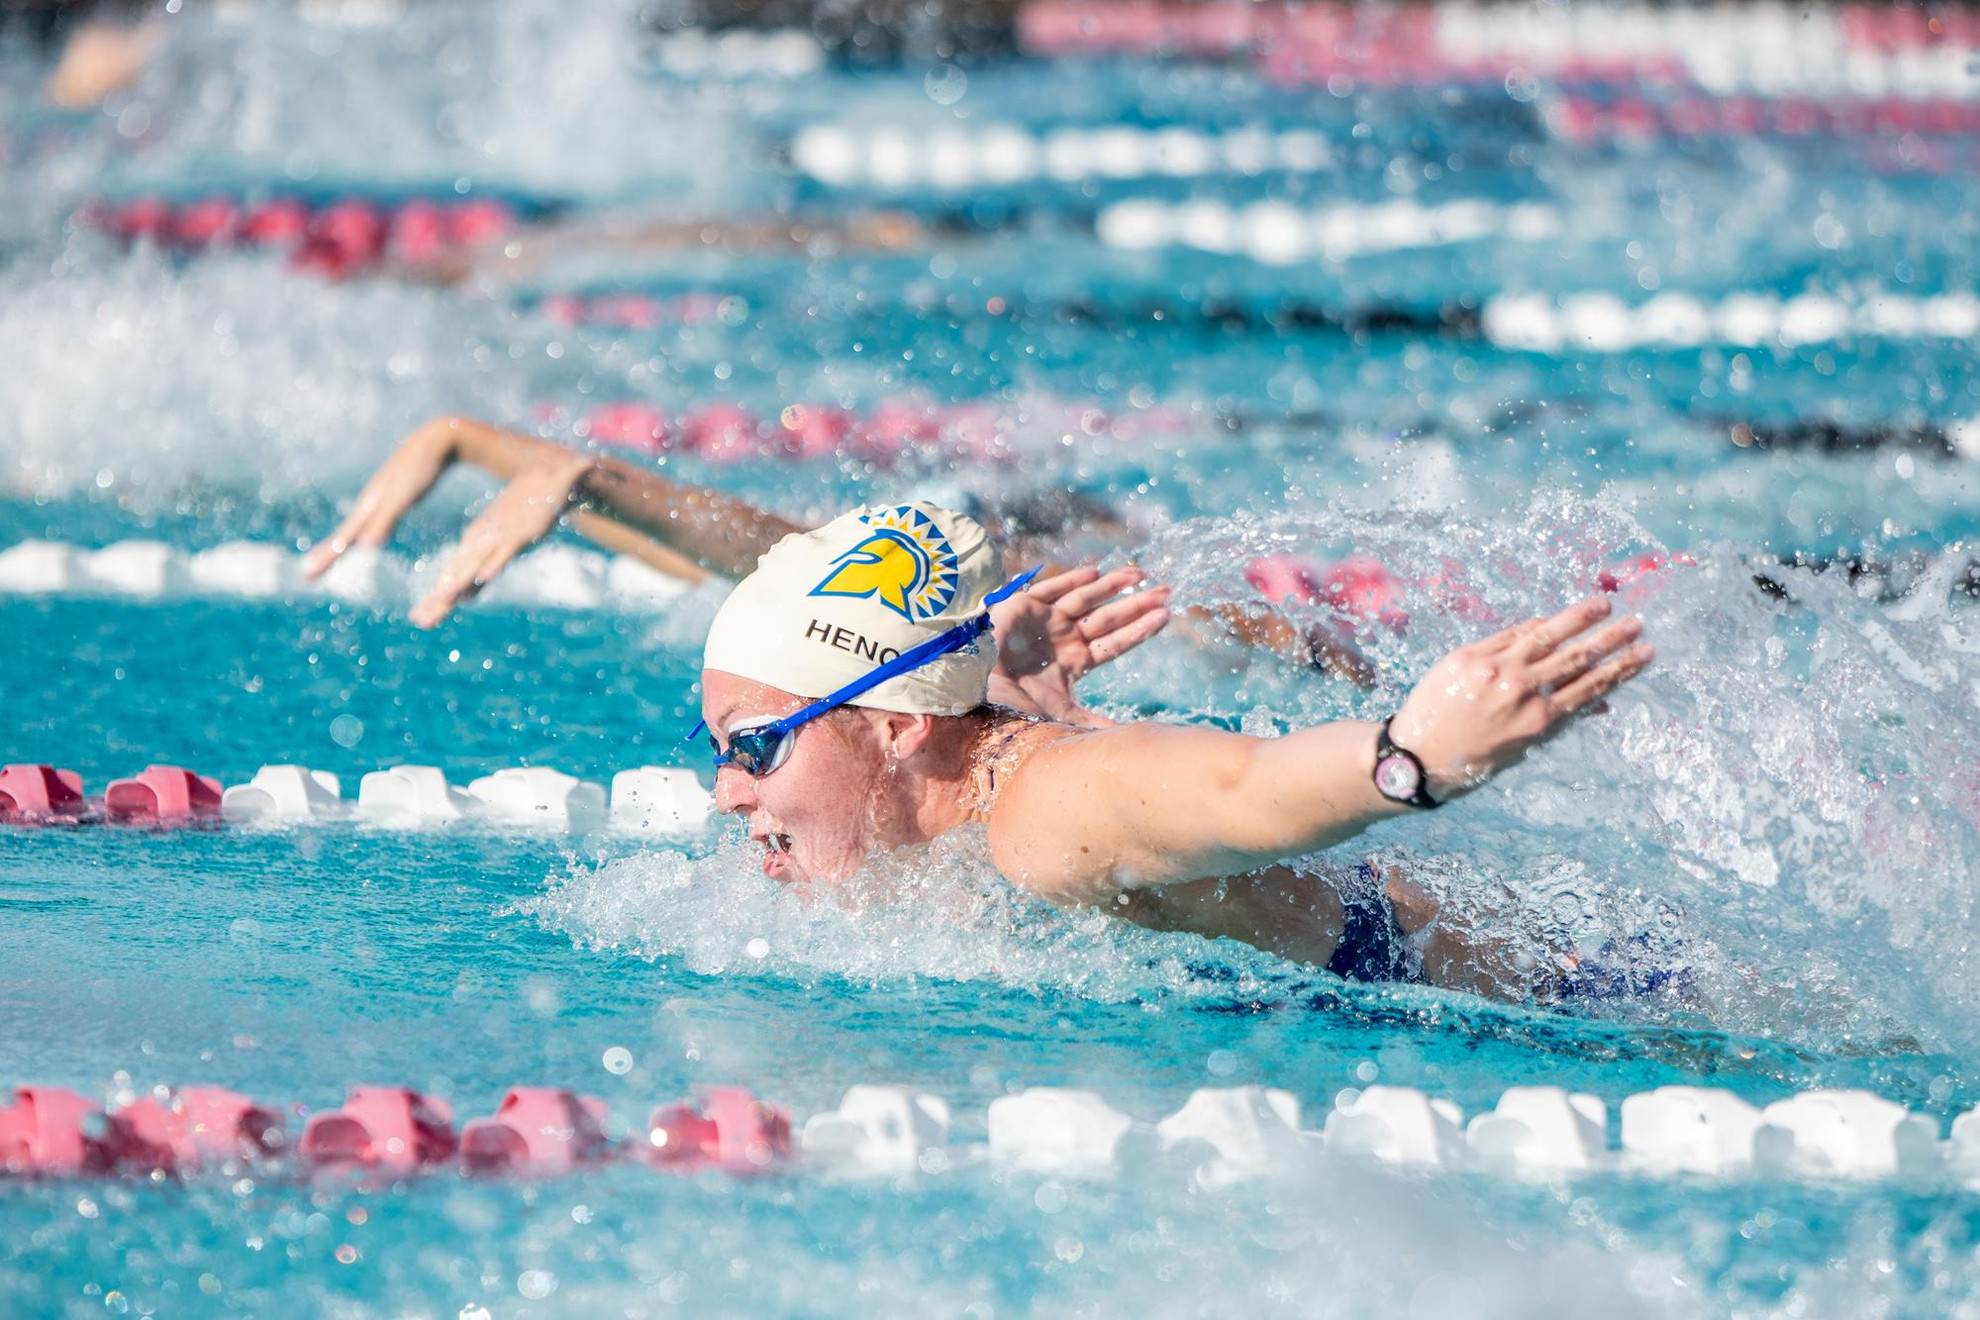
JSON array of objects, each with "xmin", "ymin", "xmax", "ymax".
[{"xmin": 712, "ymin": 764, "xmax": 756, "ymax": 815}]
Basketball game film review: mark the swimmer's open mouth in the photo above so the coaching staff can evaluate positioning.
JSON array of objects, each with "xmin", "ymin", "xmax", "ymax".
[{"xmin": 753, "ymin": 831, "xmax": 795, "ymax": 878}]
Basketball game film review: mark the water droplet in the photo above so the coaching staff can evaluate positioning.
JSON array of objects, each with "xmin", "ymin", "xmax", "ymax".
[
  {"xmin": 602, "ymin": 1046, "xmax": 633, "ymax": 1075},
  {"xmin": 517, "ymin": 1269, "xmax": 559, "ymax": 1299},
  {"xmin": 335, "ymin": 1245, "xmax": 359, "ymax": 1265},
  {"xmin": 1033, "ymin": 1182, "xmax": 1068, "ymax": 1214},
  {"xmin": 329, "ymin": 714, "xmax": 364, "ymax": 748},
  {"xmin": 745, "ymin": 937, "xmax": 770, "ymax": 959}
]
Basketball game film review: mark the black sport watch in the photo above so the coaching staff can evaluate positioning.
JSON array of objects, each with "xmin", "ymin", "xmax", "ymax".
[{"xmin": 1373, "ymin": 718, "xmax": 1440, "ymax": 810}]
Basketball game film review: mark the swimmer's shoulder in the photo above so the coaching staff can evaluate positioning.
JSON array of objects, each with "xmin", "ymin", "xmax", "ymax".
[{"xmin": 976, "ymin": 716, "xmax": 1191, "ymax": 903}]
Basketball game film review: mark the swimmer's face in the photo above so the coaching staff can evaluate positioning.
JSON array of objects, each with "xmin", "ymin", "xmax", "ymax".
[{"xmin": 700, "ymin": 669, "xmax": 893, "ymax": 886}]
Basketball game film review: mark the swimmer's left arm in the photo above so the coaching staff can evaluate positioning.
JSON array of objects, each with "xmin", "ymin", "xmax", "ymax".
[{"xmin": 989, "ymin": 596, "xmax": 1653, "ymax": 902}]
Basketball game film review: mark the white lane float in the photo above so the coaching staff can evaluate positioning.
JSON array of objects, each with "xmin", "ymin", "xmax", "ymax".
[
  {"xmin": 465, "ymin": 767, "xmax": 609, "ymax": 830},
  {"xmin": 1096, "ymin": 196, "xmax": 1562, "ymax": 264},
  {"xmin": 609, "ymin": 767, "xmax": 714, "ymax": 835},
  {"xmin": 357, "ymin": 765, "xmax": 475, "ymax": 824},
  {"xmin": 1482, "ymin": 289, "xmax": 1980, "ymax": 353},
  {"xmin": 0, "ymin": 540, "xmax": 81, "ymax": 594},
  {"xmin": 801, "ymin": 1085, "xmax": 951, "ymax": 1177},
  {"xmin": 1155, "ymin": 1085, "xmax": 1310, "ymax": 1187},
  {"xmin": 82, "ymin": 541, "xmax": 182, "ymax": 598},
  {"xmin": 1620, "ymin": 1086, "xmax": 1766, "ymax": 1175},
  {"xmin": 0, "ymin": 540, "xmax": 691, "ymax": 611},
  {"xmin": 187, "ymin": 542, "xmax": 301, "ymax": 599},
  {"xmin": 1753, "ymin": 1090, "xmax": 1941, "ymax": 1179},
  {"xmin": 1322, "ymin": 1085, "xmax": 1466, "ymax": 1168},
  {"xmin": 793, "ymin": 123, "xmax": 1339, "ymax": 192},
  {"xmin": 220, "ymin": 766, "xmax": 345, "ymax": 822},
  {"xmin": 1465, "ymin": 1086, "xmax": 1608, "ymax": 1174},
  {"xmin": 987, "ymin": 1088, "xmax": 1135, "ymax": 1177}
]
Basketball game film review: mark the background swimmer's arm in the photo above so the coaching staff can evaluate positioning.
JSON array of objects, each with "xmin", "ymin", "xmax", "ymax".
[
  {"xmin": 989, "ymin": 597, "xmax": 1653, "ymax": 902},
  {"xmin": 303, "ymin": 415, "xmax": 796, "ymax": 622},
  {"xmin": 1176, "ymin": 603, "xmax": 1379, "ymax": 688}
]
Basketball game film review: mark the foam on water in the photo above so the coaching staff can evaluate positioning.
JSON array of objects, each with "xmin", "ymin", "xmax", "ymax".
[
  {"xmin": 524, "ymin": 828, "xmax": 1252, "ymax": 1004},
  {"xmin": 5, "ymin": 0, "xmax": 756, "ymax": 207},
  {"xmin": 1118, "ymin": 497, "xmax": 1980, "ymax": 1053},
  {"xmin": 0, "ymin": 250, "xmax": 538, "ymax": 507}
]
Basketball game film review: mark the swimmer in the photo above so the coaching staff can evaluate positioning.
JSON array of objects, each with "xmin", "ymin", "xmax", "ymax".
[{"xmin": 312, "ymin": 433, "xmax": 1655, "ymax": 1001}]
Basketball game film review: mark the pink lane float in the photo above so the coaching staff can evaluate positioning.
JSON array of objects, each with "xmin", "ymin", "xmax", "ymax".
[
  {"xmin": 0, "ymin": 763, "xmax": 86, "ymax": 823},
  {"xmin": 563, "ymin": 396, "xmax": 1183, "ymax": 465},
  {"xmin": 80, "ymin": 195, "xmax": 517, "ymax": 281},
  {"xmin": 0, "ymin": 1082, "xmax": 792, "ymax": 1182},
  {"xmin": 645, "ymin": 1086, "xmax": 793, "ymax": 1174},
  {"xmin": 1, "ymin": 762, "xmax": 223, "ymax": 827},
  {"xmin": 461, "ymin": 1088, "xmax": 615, "ymax": 1177}
]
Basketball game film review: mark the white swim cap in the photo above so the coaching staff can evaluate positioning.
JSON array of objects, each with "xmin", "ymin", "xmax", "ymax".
[{"xmin": 702, "ymin": 502, "xmax": 1005, "ymax": 715}]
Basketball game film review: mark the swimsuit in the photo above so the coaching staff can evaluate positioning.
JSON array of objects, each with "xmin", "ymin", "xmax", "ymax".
[{"xmin": 1324, "ymin": 862, "xmax": 1428, "ymax": 985}]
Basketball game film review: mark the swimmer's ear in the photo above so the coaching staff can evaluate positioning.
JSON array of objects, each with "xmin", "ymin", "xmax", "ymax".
[{"xmin": 875, "ymin": 711, "xmax": 936, "ymax": 763}]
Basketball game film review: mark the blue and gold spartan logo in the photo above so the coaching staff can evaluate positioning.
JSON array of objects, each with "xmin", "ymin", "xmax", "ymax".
[{"xmin": 808, "ymin": 505, "xmax": 961, "ymax": 623}]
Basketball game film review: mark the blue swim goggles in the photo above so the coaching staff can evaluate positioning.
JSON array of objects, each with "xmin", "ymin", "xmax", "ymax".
[{"xmin": 692, "ymin": 566, "xmax": 1040, "ymax": 778}]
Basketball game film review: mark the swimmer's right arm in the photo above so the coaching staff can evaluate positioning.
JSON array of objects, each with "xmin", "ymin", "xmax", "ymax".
[
  {"xmin": 989, "ymin": 596, "xmax": 1654, "ymax": 903},
  {"xmin": 302, "ymin": 415, "xmax": 798, "ymax": 624}
]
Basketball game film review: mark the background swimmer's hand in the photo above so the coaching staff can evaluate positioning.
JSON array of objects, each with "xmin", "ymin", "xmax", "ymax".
[
  {"xmin": 408, "ymin": 453, "xmax": 595, "ymax": 629},
  {"xmin": 988, "ymin": 566, "xmax": 1171, "ymax": 726},
  {"xmin": 303, "ymin": 418, "xmax": 460, "ymax": 580},
  {"xmin": 1388, "ymin": 594, "xmax": 1653, "ymax": 801}
]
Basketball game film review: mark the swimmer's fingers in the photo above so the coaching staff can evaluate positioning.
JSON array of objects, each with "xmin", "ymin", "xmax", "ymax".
[
  {"xmin": 1547, "ymin": 641, "xmax": 1656, "ymax": 717},
  {"xmin": 1079, "ymin": 585, "xmax": 1172, "ymax": 647},
  {"xmin": 411, "ymin": 512, "xmax": 531, "ymax": 629},
  {"xmin": 304, "ymin": 426, "xmax": 453, "ymax": 579},
  {"xmin": 408, "ymin": 462, "xmax": 585, "ymax": 628},
  {"xmin": 1021, "ymin": 566, "xmax": 1103, "ymax": 605},
  {"xmin": 1508, "ymin": 594, "xmax": 1614, "ymax": 660},
  {"xmin": 1051, "ymin": 566, "xmax": 1148, "ymax": 618},
  {"xmin": 1086, "ymin": 596, "xmax": 1172, "ymax": 665},
  {"xmin": 1530, "ymin": 615, "xmax": 1644, "ymax": 693}
]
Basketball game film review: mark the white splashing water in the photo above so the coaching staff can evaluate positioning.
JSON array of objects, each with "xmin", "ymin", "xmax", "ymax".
[
  {"xmin": 0, "ymin": 250, "xmax": 536, "ymax": 503},
  {"xmin": 521, "ymin": 825, "xmax": 1262, "ymax": 1004},
  {"xmin": 26, "ymin": 0, "xmax": 753, "ymax": 206}
]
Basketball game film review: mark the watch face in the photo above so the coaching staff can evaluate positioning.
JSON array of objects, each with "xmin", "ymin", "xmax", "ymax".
[{"xmin": 1375, "ymin": 754, "xmax": 1421, "ymax": 802}]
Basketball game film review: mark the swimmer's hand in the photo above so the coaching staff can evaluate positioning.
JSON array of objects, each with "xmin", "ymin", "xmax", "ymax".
[
  {"xmin": 303, "ymin": 417, "xmax": 596, "ymax": 627},
  {"xmin": 1388, "ymin": 595, "xmax": 1653, "ymax": 801},
  {"xmin": 303, "ymin": 418, "xmax": 461, "ymax": 581},
  {"xmin": 988, "ymin": 566, "xmax": 1171, "ymax": 726},
  {"xmin": 407, "ymin": 453, "xmax": 594, "ymax": 628}
]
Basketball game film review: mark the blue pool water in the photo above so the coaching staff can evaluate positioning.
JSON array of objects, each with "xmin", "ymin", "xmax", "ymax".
[{"xmin": 4, "ymin": 2, "xmax": 1980, "ymax": 1316}]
